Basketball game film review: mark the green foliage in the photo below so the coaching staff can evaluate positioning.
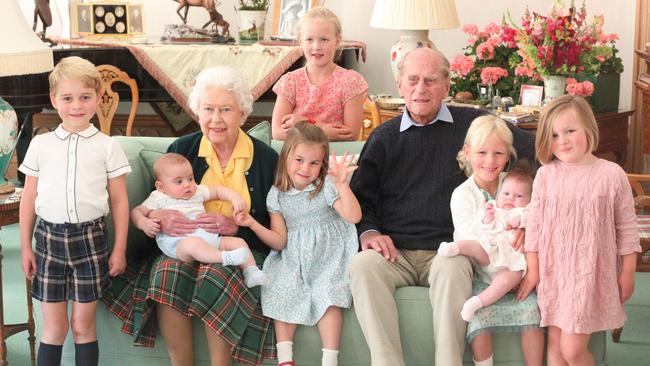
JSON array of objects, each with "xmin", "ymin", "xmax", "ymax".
[{"xmin": 237, "ymin": 0, "xmax": 270, "ymax": 11}]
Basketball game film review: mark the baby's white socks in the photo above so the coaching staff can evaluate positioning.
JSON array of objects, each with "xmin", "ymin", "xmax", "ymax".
[
  {"xmin": 276, "ymin": 341, "xmax": 293, "ymax": 364},
  {"xmin": 461, "ymin": 295, "xmax": 484, "ymax": 321},
  {"xmin": 438, "ymin": 241, "xmax": 460, "ymax": 257},
  {"xmin": 322, "ymin": 348, "xmax": 339, "ymax": 366},
  {"xmin": 222, "ymin": 247, "xmax": 248, "ymax": 266},
  {"xmin": 243, "ymin": 266, "xmax": 267, "ymax": 287},
  {"xmin": 474, "ymin": 354, "xmax": 494, "ymax": 366}
]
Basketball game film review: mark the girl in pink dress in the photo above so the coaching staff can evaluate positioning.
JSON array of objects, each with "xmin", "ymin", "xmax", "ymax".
[
  {"xmin": 520, "ymin": 95, "xmax": 641, "ymax": 365},
  {"xmin": 271, "ymin": 7, "xmax": 368, "ymax": 141}
]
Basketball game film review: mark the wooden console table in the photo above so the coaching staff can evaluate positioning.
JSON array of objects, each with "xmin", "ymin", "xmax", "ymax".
[
  {"xmin": 0, "ymin": 190, "xmax": 36, "ymax": 366},
  {"xmin": 364, "ymin": 107, "xmax": 633, "ymax": 166}
]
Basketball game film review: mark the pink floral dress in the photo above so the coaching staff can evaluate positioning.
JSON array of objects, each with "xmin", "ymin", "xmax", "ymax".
[{"xmin": 272, "ymin": 65, "xmax": 368, "ymax": 126}]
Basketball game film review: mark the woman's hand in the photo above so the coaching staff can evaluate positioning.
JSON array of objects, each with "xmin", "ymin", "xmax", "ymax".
[
  {"xmin": 150, "ymin": 209, "xmax": 199, "ymax": 236},
  {"xmin": 328, "ymin": 151, "xmax": 358, "ymax": 185},
  {"xmin": 195, "ymin": 212, "xmax": 238, "ymax": 236},
  {"xmin": 141, "ymin": 217, "xmax": 161, "ymax": 238},
  {"xmin": 21, "ymin": 247, "xmax": 36, "ymax": 280}
]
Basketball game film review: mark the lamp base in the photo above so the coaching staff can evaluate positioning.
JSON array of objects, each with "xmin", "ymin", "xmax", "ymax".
[
  {"xmin": 389, "ymin": 30, "xmax": 435, "ymax": 80},
  {"xmin": 0, "ymin": 182, "xmax": 14, "ymax": 195}
]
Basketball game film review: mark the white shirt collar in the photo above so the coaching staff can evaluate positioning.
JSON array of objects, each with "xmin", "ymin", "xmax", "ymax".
[
  {"xmin": 54, "ymin": 124, "xmax": 100, "ymax": 139},
  {"xmin": 399, "ymin": 103, "xmax": 454, "ymax": 132}
]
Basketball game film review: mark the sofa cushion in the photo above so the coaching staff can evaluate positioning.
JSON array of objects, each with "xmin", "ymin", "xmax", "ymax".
[{"xmin": 248, "ymin": 120, "xmax": 272, "ymax": 146}]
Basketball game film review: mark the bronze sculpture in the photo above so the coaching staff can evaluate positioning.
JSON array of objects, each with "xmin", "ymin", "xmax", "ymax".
[
  {"xmin": 173, "ymin": 0, "xmax": 231, "ymax": 40},
  {"xmin": 32, "ymin": 0, "xmax": 52, "ymax": 41}
]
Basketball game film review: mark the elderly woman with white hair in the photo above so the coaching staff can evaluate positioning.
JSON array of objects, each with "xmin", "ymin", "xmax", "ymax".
[{"xmin": 109, "ymin": 66, "xmax": 278, "ymax": 366}]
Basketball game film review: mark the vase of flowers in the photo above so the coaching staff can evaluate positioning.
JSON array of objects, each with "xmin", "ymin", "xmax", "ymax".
[
  {"xmin": 450, "ymin": 22, "xmax": 537, "ymax": 104},
  {"xmin": 543, "ymin": 75, "xmax": 566, "ymax": 102}
]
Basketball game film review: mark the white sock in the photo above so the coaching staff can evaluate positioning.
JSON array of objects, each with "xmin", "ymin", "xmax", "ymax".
[
  {"xmin": 461, "ymin": 296, "xmax": 484, "ymax": 321},
  {"xmin": 474, "ymin": 354, "xmax": 494, "ymax": 366},
  {"xmin": 221, "ymin": 247, "xmax": 248, "ymax": 266},
  {"xmin": 438, "ymin": 241, "xmax": 460, "ymax": 257},
  {"xmin": 276, "ymin": 341, "xmax": 293, "ymax": 364},
  {"xmin": 322, "ymin": 348, "xmax": 339, "ymax": 366},
  {"xmin": 243, "ymin": 266, "xmax": 268, "ymax": 287}
]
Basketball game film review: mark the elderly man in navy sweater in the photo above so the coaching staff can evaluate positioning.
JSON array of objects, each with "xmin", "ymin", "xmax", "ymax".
[{"xmin": 349, "ymin": 47, "xmax": 536, "ymax": 365}]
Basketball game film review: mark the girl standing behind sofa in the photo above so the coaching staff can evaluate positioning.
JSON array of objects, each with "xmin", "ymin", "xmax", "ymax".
[
  {"xmin": 235, "ymin": 122, "xmax": 361, "ymax": 366},
  {"xmin": 519, "ymin": 95, "xmax": 641, "ymax": 365},
  {"xmin": 271, "ymin": 7, "xmax": 368, "ymax": 141}
]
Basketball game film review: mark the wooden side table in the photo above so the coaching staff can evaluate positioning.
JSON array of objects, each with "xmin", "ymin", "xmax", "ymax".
[{"xmin": 0, "ymin": 190, "xmax": 36, "ymax": 365}]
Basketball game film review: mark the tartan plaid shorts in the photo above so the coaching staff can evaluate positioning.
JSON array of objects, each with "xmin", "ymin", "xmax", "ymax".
[{"xmin": 32, "ymin": 217, "xmax": 111, "ymax": 303}]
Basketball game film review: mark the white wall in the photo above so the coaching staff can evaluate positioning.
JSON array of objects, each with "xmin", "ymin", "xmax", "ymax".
[{"xmin": 20, "ymin": 0, "xmax": 636, "ymax": 110}]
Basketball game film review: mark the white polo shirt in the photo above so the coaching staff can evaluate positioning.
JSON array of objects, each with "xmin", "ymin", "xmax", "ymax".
[{"xmin": 19, "ymin": 124, "xmax": 131, "ymax": 224}]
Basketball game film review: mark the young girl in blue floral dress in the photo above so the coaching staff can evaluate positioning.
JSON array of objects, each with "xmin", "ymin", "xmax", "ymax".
[{"xmin": 235, "ymin": 121, "xmax": 360, "ymax": 366}]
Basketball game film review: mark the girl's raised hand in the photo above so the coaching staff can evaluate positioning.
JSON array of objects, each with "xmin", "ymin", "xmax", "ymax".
[{"xmin": 328, "ymin": 151, "xmax": 358, "ymax": 184}]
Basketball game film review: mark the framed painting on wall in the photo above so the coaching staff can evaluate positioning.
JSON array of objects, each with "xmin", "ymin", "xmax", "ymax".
[{"xmin": 271, "ymin": 0, "xmax": 320, "ymax": 39}]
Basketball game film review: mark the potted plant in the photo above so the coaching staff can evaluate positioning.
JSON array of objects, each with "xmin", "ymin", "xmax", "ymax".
[{"xmin": 235, "ymin": 0, "xmax": 270, "ymax": 43}]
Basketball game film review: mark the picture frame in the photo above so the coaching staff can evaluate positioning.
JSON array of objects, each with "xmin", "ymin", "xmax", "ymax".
[
  {"xmin": 76, "ymin": 4, "xmax": 92, "ymax": 35},
  {"xmin": 520, "ymin": 84, "xmax": 544, "ymax": 106},
  {"xmin": 127, "ymin": 4, "xmax": 144, "ymax": 34},
  {"xmin": 271, "ymin": 0, "xmax": 320, "ymax": 39}
]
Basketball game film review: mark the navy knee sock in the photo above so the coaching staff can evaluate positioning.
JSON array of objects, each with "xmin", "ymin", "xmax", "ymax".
[
  {"xmin": 37, "ymin": 342, "xmax": 62, "ymax": 366},
  {"xmin": 75, "ymin": 341, "xmax": 98, "ymax": 366}
]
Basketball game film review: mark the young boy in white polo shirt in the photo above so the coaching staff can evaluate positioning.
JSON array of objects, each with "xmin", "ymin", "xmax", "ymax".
[{"xmin": 18, "ymin": 56, "xmax": 131, "ymax": 366}]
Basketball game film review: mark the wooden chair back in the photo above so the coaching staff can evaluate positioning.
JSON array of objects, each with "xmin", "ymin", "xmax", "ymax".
[
  {"xmin": 360, "ymin": 96, "xmax": 381, "ymax": 140},
  {"xmin": 626, "ymin": 174, "xmax": 650, "ymax": 213},
  {"xmin": 96, "ymin": 64, "xmax": 139, "ymax": 136}
]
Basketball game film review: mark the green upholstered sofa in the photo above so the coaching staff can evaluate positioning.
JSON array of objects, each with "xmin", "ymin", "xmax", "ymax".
[{"xmin": 61, "ymin": 127, "xmax": 607, "ymax": 365}]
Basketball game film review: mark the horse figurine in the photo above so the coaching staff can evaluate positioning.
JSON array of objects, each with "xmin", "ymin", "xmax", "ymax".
[
  {"xmin": 32, "ymin": 0, "xmax": 52, "ymax": 41},
  {"xmin": 173, "ymin": 0, "xmax": 229, "ymax": 37}
]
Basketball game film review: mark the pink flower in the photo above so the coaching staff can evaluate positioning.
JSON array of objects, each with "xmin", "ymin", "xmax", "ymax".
[
  {"xmin": 450, "ymin": 55, "xmax": 475, "ymax": 77},
  {"xmin": 481, "ymin": 67, "xmax": 509, "ymax": 85},
  {"xmin": 476, "ymin": 42, "xmax": 495, "ymax": 60},
  {"xmin": 463, "ymin": 24, "xmax": 479, "ymax": 35},
  {"xmin": 565, "ymin": 79, "xmax": 595, "ymax": 97},
  {"xmin": 485, "ymin": 22, "xmax": 501, "ymax": 34}
]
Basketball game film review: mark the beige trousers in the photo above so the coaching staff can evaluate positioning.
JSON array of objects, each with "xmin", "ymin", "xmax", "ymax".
[{"xmin": 349, "ymin": 249, "xmax": 473, "ymax": 366}]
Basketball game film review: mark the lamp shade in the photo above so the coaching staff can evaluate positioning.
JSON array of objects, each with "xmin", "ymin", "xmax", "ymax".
[
  {"xmin": 0, "ymin": 0, "xmax": 54, "ymax": 77},
  {"xmin": 370, "ymin": 0, "xmax": 460, "ymax": 30}
]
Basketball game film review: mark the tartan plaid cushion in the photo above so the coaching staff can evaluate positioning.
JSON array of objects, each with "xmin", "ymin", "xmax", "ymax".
[{"xmin": 103, "ymin": 254, "xmax": 276, "ymax": 365}]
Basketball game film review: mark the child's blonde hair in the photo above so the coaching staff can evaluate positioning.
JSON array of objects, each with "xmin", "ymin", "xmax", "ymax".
[
  {"xmin": 457, "ymin": 115, "xmax": 517, "ymax": 176},
  {"xmin": 49, "ymin": 56, "xmax": 101, "ymax": 95},
  {"xmin": 275, "ymin": 121, "xmax": 329, "ymax": 197},
  {"xmin": 153, "ymin": 153, "xmax": 191, "ymax": 181},
  {"xmin": 535, "ymin": 94, "xmax": 599, "ymax": 165},
  {"xmin": 295, "ymin": 6, "xmax": 342, "ymax": 40}
]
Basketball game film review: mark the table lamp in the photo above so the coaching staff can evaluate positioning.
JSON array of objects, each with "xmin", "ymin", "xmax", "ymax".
[
  {"xmin": 0, "ymin": 0, "xmax": 53, "ymax": 194},
  {"xmin": 370, "ymin": 0, "xmax": 460, "ymax": 79}
]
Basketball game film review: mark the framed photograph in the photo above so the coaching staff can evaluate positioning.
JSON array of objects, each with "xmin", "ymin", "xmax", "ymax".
[
  {"xmin": 520, "ymin": 85, "xmax": 544, "ymax": 106},
  {"xmin": 76, "ymin": 4, "xmax": 92, "ymax": 35},
  {"xmin": 271, "ymin": 0, "xmax": 320, "ymax": 39},
  {"xmin": 127, "ymin": 4, "xmax": 144, "ymax": 35}
]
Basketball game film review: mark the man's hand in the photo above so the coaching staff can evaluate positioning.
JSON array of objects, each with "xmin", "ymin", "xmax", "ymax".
[
  {"xmin": 195, "ymin": 212, "xmax": 238, "ymax": 235},
  {"xmin": 360, "ymin": 231, "xmax": 398, "ymax": 262}
]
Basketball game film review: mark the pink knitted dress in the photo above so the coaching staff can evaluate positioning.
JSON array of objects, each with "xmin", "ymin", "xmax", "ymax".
[{"xmin": 525, "ymin": 159, "xmax": 641, "ymax": 333}]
